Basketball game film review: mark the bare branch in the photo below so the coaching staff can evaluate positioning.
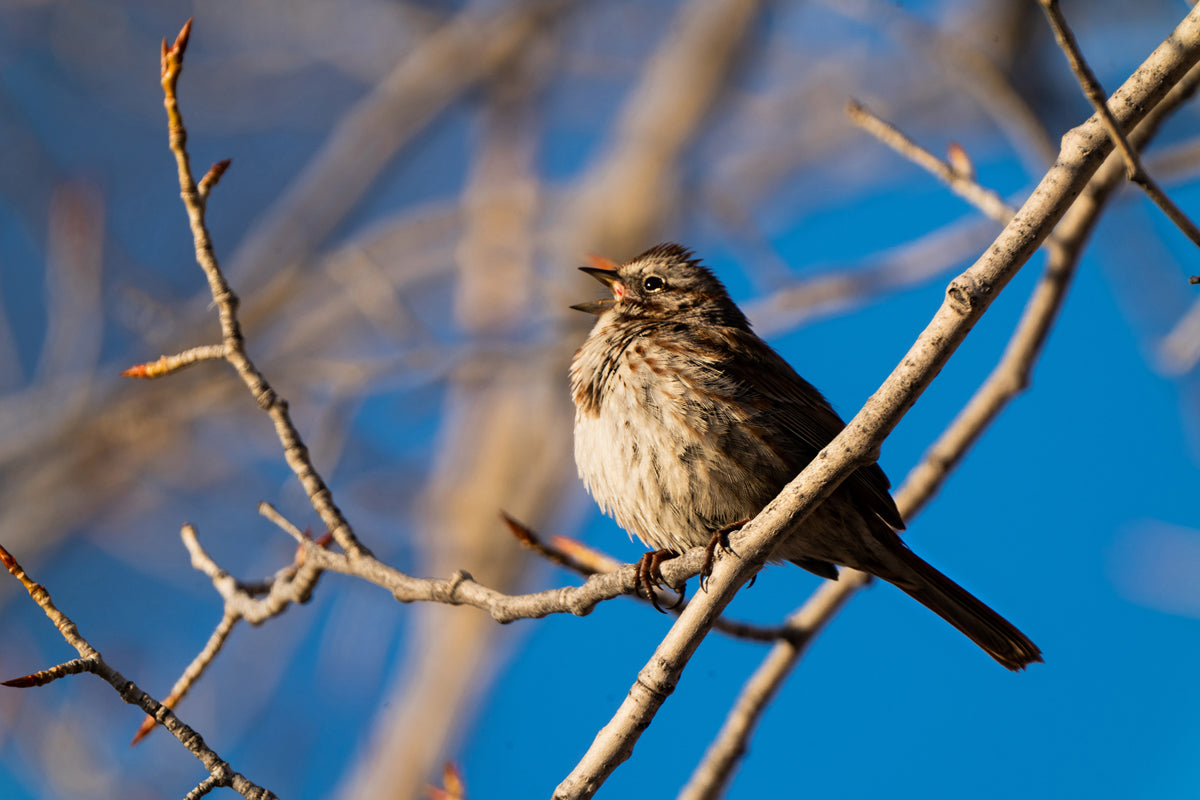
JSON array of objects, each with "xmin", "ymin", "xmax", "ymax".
[
  {"xmin": 121, "ymin": 344, "xmax": 225, "ymax": 379},
  {"xmin": 258, "ymin": 500, "xmax": 308, "ymax": 543},
  {"xmin": 228, "ymin": 0, "xmax": 565, "ymax": 289},
  {"xmin": 747, "ymin": 216, "xmax": 999, "ymax": 336},
  {"xmin": 503, "ymin": 513, "xmax": 791, "ymax": 642},
  {"xmin": 0, "ymin": 540, "xmax": 276, "ymax": 799},
  {"xmin": 675, "ymin": 578, "xmax": 863, "ymax": 800},
  {"xmin": 183, "ymin": 775, "xmax": 221, "ymax": 800},
  {"xmin": 1040, "ymin": 0, "xmax": 1200, "ymax": 250},
  {"xmin": 135, "ymin": 503, "xmax": 333, "ymax": 746},
  {"xmin": 2, "ymin": 657, "xmax": 93, "ymax": 688},
  {"xmin": 158, "ymin": 17, "xmax": 368, "ymax": 559},
  {"xmin": 846, "ymin": 99, "xmax": 1017, "ymax": 225},
  {"xmin": 197, "ymin": 158, "xmax": 231, "ymax": 199},
  {"xmin": 131, "ymin": 611, "xmax": 239, "ymax": 746},
  {"xmin": 676, "ymin": 49, "xmax": 1200, "ymax": 800},
  {"xmin": 826, "ymin": 0, "xmax": 1057, "ymax": 171},
  {"xmin": 182, "ymin": 523, "xmax": 324, "ymax": 624},
  {"xmin": 554, "ymin": 8, "xmax": 1200, "ymax": 797}
]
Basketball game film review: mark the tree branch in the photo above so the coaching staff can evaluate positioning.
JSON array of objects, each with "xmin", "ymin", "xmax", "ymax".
[
  {"xmin": 677, "ymin": 35, "xmax": 1200, "ymax": 800},
  {"xmin": 1039, "ymin": 0, "xmax": 1200, "ymax": 250},
  {"xmin": 0, "ymin": 542, "xmax": 277, "ymax": 799},
  {"xmin": 554, "ymin": 7, "xmax": 1200, "ymax": 797}
]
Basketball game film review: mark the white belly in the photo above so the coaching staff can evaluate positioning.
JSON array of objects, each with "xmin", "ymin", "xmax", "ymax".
[{"xmin": 573, "ymin": 368, "xmax": 746, "ymax": 552}]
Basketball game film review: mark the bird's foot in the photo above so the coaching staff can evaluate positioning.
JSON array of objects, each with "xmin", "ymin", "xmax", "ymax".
[
  {"xmin": 634, "ymin": 548, "xmax": 685, "ymax": 612},
  {"xmin": 700, "ymin": 518, "xmax": 751, "ymax": 592}
]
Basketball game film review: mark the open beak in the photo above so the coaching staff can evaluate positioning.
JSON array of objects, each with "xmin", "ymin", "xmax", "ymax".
[{"xmin": 570, "ymin": 255, "xmax": 622, "ymax": 315}]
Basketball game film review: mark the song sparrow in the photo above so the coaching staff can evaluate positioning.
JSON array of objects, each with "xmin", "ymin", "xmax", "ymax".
[{"xmin": 569, "ymin": 243, "xmax": 1041, "ymax": 671}]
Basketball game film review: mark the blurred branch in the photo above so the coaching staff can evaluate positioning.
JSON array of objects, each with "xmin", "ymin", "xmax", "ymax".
[
  {"xmin": 272, "ymin": 202, "xmax": 461, "ymax": 354},
  {"xmin": 426, "ymin": 763, "xmax": 469, "ymax": 800},
  {"xmin": 340, "ymin": 29, "xmax": 560, "ymax": 798},
  {"xmin": 1147, "ymin": 136, "xmax": 1200, "ymax": 182},
  {"xmin": 131, "ymin": 609, "xmax": 239, "ymax": 746},
  {"xmin": 122, "ymin": 344, "xmax": 225, "ymax": 379},
  {"xmin": 37, "ymin": 183, "xmax": 105, "ymax": 385},
  {"xmin": 228, "ymin": 0, "xmax": 566, "ymax": 290},
  {"xmin": 846, "ymin": 99, "xmax": 1017, "ymax": 225},
  {"xmin": 558, "ymin": 0, "xmax": 763, "ymax": 256},
  {"xmin": 555, "ymin": 7, "xmax": 1200, "ymax": 798},
  {"xmin": 746, "ymin": 215, "xmax": 998, "ymax": 336},
  {"xmin": 1158, "ymin": 297, "xmax": 1200, "ymax": 373},
  {"xmin": 742, "ymin": 102, "xmax": 1032, "ymax": 336},
  {"xmin": 826, "ymin": 0, "xmax": 1057, "ymax": 173},
  {"xmin": 1039, "ymin": 0, "xmax": 1200, "ymax": 250}
]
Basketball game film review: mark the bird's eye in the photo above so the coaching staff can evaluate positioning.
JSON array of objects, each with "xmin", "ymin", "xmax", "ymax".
[{"xmin": 643, "ymin": 275, "xmax": 666, "ymax": 292}]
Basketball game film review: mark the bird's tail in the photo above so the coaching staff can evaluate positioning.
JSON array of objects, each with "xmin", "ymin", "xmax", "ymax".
[{"xmin": 870, "ymin": 531, "xmax": 1042, "ymax": 671}]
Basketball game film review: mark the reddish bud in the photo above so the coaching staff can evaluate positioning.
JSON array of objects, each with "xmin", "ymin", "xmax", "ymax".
[{"xmin": 947, "ymin": 142, "xmax": 975, "ymax": 181}]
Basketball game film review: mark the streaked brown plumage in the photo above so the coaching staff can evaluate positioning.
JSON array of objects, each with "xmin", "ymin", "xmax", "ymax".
[{"xmin": 570, "ymin": 243, "xmax": 1041, "ymax": 671}]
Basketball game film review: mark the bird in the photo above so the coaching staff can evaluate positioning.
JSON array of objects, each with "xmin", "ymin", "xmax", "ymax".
[{"xmin": 569, "ymin": 242, "xmax": 1041, "ymax": 671}]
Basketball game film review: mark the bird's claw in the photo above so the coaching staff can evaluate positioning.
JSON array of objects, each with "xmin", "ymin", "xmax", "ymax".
[
  {"xmin": 634, "ymin": 549, "xmax": 685, "ymax": 612},
  {"xmin": 700, "ymin": 519, "xmax": 749, "ymax": 592}
]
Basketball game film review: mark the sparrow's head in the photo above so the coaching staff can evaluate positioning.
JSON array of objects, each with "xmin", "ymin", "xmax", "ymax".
[{"xmin": 571, "ymin": 243, "xmax": 748, "ymax": 328}]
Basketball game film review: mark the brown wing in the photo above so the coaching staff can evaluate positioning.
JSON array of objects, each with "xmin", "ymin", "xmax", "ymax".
[{"xmin": 721, "ymin": 327, "xmax": 906, "ymax": 532}]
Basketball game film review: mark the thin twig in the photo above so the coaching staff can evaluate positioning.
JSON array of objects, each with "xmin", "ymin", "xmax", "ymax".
[
  {"xmin": 2, "ymin": 657, "xmax": 94, "ymax": 688},
  {"xmin": 181, "ymin": 523, "xmax": 323, "ymax": 624},
  {"xmin": 258, "ymin": 501, "xmax": 308, "ymax": 542},
  {"xmin": 135, "ymin": 506, "xmax": 331, "ymax": 747},
  {"xmin": 824, "ymin": 0, "xmax": 1058, "ymax": 172},
  {"xmin": 197, "ymin": 159, "xmax": 231, "ymax": 199},
  {"xmin": 131, "ymin": 611, "xmax": 239, "ymax": 745},
  {"xmin": 1038, "ymin": 0, "xmax": 1141, "ymax": 179},
  {"xmin": 183, "ymin": 775, "xmax": 221, "ymax": 800},
  {"xmin": 121, "ymin": 343, "xmax": 225, "ymax": 379},
  {"xmin": 1040, "ymin": 0, "xmax": 1200, "ymax": 250},
  {"xmin": 160, "ymin": 20, "xmax": 369, "ymax": 560},
  {"xmin": 846, "ymin": 99, "xmax": 1017, "ymax": 225},
  {"xmin": 503, "ymin": 512, "xmax": 604, "ymax": 576},
  {"xmin": 502, "ymin": 513, "xmax": 791, "ymax": 642},
  {"xmin": 0, "ymin": 541, "xmax": 277, "ymax": 799},
  {"xmin": 0, "ymin": 541, "xmax": 98, "ymax": 660}
]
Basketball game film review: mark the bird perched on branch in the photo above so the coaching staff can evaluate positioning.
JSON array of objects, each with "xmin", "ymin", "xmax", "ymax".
[{"xmin": 569, "ymin": 242, "xmax": 1041, "ymax": 671}]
